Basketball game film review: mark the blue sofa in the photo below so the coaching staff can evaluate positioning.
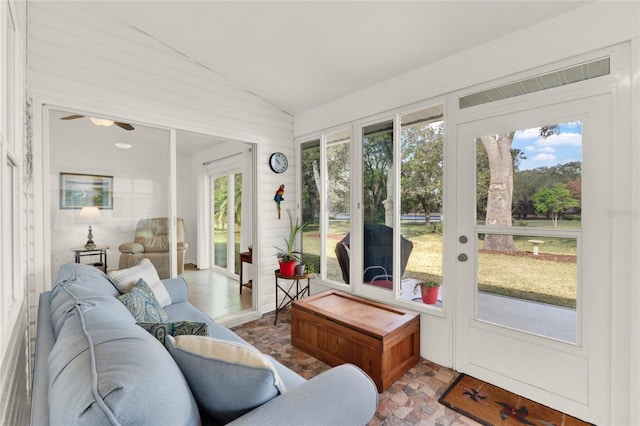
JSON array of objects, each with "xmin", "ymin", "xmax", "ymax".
[{"xmin": 31, "ymin": 263, "xmax": 378, "ymax": 425}]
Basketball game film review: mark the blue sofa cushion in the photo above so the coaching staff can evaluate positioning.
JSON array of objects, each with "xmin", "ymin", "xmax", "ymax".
[
  {"xmin": 137, "ymin": 321, "xmax": 209, "ymax": 344},
  {"xmin": 166, "ymin": 335, "xmax": 286, "ymax": 424},
  {"xmin": 118, "ymin": 278, "xmax": 169, "ymax": 322},
  {"xmin": 48, "ymin": 300, "xmax": 200, "ymax": 425},
  {"xmin": 50, "ymin": 264, "xmax": 133, "ymax": 338},
  {"xmin": 55, "ymin": 262, "xmax": 120, "ymax": 297}
]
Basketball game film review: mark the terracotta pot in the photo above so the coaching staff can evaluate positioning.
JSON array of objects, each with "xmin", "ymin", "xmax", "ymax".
[
  {"xmin": 279, "ymin": 259, "xmax": 296, "ymax": 277},
  {"xmin": 421, "ymin": 285, "xmax": 440, "ymax": 304}
]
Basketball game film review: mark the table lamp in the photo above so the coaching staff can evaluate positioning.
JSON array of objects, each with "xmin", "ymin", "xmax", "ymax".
[{"xmin": 78, "ymin": 206, "xmax": 104, "ymax": 249}]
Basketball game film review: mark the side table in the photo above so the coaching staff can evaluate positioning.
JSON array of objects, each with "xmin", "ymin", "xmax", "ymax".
[
  {"xmin": 239, "ymin": 251, "xmax": 253, "ymax": 294},
  {"xmin": 274, "ymin": 269, "xmax": 313, "ymax": 325},
  {"xmin": 71, "ymin": 244, "xmax": 110, "ymax": 273}
]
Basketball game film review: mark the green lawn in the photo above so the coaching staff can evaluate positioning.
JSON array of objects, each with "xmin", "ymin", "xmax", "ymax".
[{"xmin": 303, "ymin": 219, "xmax": 579, "ymax": 308}]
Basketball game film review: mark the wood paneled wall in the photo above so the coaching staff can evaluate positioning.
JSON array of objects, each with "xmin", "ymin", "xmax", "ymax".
[{"xmin": 0, "ymin": 300, "xmax": 30, "ymax": 426}]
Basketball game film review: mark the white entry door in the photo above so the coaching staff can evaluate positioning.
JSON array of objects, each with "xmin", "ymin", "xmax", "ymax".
[{"xmin": 454, "ymin": 92, "xmax": 612, "ymax": 424}]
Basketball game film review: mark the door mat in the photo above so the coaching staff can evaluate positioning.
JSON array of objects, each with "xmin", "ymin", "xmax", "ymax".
[{"xmin": 438, "ymin": 374, "xmax": 592, "ymax": 426}]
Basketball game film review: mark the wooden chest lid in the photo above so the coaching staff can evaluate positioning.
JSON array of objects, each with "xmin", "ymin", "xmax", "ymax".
[{"xmin": 292, "ymin": 290, "xmax": 418, "ymax": 338}]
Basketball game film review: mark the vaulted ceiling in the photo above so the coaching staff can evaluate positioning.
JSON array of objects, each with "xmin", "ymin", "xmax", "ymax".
[{"xmin": 97, "ymin": 1, "xmax": 589, "ymax": 116}]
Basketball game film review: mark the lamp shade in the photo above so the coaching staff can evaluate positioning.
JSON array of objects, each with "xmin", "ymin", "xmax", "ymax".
[{"xmin": 78, "ymin": 206, "xmax": 104, "ymax": 224}]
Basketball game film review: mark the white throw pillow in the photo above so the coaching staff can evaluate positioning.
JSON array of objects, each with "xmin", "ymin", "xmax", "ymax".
[{"xmin": 108, "ymin": 258, "xmax": 171, "ymax": 307}]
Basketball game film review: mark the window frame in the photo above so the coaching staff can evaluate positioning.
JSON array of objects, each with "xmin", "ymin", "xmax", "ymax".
[
  {"xmin": 0, "ymin": 0, "xmax": 24, "ymax": 357},
  {"xmin": 297, "ymin": 99, "xmax": 448, "ymax": 315}
]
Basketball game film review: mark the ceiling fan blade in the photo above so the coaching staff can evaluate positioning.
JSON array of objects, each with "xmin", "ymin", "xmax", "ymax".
[
  {"xmin": 60, "ymin": 114, "xmax": 85, "ymax": 120},
  {"xmin": 114, "ymin": 122, "xmax": 135, "ymax": 131}
]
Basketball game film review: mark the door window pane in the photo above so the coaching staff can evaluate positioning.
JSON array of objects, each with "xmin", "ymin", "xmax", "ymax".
[
  {"xmin": 233, "ymin": 173, "xmax": 242, "ymax": 274},
  {"xmin": 475, "ymin": 121, "xmax": 582, "ymax": 342},
  {"xmin": 477, "ymin": 233, "xmax": 578, "ymax": 342},
  {"xmin": 213, "ymin": 175, "xmax": 228, "ymax": 269}
]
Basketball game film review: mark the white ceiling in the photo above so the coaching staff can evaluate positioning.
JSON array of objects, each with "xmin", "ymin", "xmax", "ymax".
[{"xmin": 97, "ymin": 1, "xmax": 589, "ymax": 116}]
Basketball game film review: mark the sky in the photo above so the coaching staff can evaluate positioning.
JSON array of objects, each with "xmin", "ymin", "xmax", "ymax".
[{"xmin": 512, "ymin": 121, "xmax": 582, "ymax": 171}]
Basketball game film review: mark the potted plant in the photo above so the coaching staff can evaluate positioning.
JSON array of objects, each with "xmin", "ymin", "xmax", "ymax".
[
  {"xmin": 414, "ymin": 277, "xmax": 441, "ymax": 305},
  {"xmin": 274, "ymin": 213, "xmax": 308, "ymax": 277},
  {"xmin": 304, "ymin": 261, "xmax": 316, "ymax": 275}
]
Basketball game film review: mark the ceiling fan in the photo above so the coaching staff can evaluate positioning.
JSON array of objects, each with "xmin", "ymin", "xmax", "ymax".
[{"xmin": 61, "ymin": 114, "xmax": 135, "ymax": 131}]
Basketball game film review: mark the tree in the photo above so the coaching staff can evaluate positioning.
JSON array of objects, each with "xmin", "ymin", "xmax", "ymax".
[
  {"xmin": 480, "ymin": 124, "xmax": 567, "ymax": 251},
  {"xmin": 213, "ymin": 174, "xmax": 243, "ymax": 229},
  {"xmin": 326, "ymin": 142, "xmax": 351, "ymax": 217},
  {"xmin": 213, "ymin": 176, "xmax": 228, "ymax": 229},
  {"xmin": 301, "ymin": 142, "xmax": 321, "ymax": 224},
  {"xmin": 532, "ymin": 183, "xmax": 579, "ymax": 227},
  {"xmin": 565, "ymin": 177, "xmax": 581, "ymax": 201},
  {"xmin": 400, "ymin": 122, "xmax": 443, "ymax": 224},
  {"xmin": 479, "ymin": 132, "xmax": 517, "ymax": 252},
  {"xmin": 363, "ymin": 127, "xmax": 393, "ymax": 224},
  {"xmin": 301, "ymin": 139, "xmax": 351, "ymax": 224}
]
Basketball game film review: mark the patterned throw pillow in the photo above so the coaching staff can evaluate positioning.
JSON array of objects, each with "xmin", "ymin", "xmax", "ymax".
[
  {"xmin": 118, "ymin": 278, "xmax": 169, "ymax": 322},
  {"xmin": 108, "ymin": 258, "xmax": 172, "ymax": 307},
  {"xmin": 166, "ymin": 335, "xmax": 286, "ymax": 424},
  {"xmin": 137, "ymin": 321, "xmax": 209, "ymax": 343}
]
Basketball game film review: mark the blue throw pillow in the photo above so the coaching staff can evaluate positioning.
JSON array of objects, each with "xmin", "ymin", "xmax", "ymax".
[
  {"xmin": 166, "ymin": 335, "xmax": 286, "ymax": 423},
  {"xmin": 137, "ymin": 321, "xmax": 209, "ymax": 344},
  {"xmin": 118, "ymin": 278, "xmax": 168, "ymax": 322}
]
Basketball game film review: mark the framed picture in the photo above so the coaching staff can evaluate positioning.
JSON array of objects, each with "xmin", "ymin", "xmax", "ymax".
[{"xmin": 60, "ymin": 173, "xmax": 113, "ymax": 209}]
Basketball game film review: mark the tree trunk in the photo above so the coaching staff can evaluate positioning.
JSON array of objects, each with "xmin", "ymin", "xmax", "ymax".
[
  {"xmin": 480, "ymin": 133, "xmax": 516, "ymax": 252},
  {"xmin": 312, "ymin": 160, "xmax": 321, "ymax": 212},
  {"xmin": 383, "ymin": 163, "xmax": 394, "ymax": 227}
]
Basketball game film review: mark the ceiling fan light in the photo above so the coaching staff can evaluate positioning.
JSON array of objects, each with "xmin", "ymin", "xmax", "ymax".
[
  {"xmin": 89, "ymin": 117, "xmax": 115, "ymax": 127},
  {"xmin": 115, "ymin": 142, "xmax": 133, "ymax": 149}
]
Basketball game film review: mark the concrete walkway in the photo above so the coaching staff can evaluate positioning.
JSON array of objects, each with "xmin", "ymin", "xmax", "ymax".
[
  {"xmin": 478, "ymin": 292, "xmax": 576, "ymax": 343},
  {"xmin": 400, "ymin": 281, "xmax": 576, "ymax": 343}
]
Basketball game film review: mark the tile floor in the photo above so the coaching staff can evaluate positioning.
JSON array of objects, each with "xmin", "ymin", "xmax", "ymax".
[
  {"xmin": 231, "ymin": 308, "xmax": 480, "ymax": 426},
  {"xmin": 181, "ymin": 266, "xmax": 575, "ymax": 424}
]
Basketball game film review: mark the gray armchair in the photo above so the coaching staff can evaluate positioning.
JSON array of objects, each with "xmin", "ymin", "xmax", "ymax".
[{"xmin": 118, "ymin": 217, "xmax": 188, "ymax": 278}]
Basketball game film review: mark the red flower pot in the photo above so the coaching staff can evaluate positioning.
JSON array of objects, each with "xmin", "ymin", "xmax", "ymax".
[
  {"xmin": 279, "ymin": 259, "xmax": 296, "ymax": 277},
  {"xmin": 421, "ymin": 285, "xmax": 440, "ymax": 304}
]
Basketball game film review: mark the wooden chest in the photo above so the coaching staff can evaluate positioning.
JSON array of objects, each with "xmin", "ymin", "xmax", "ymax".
[{"xmin": 291, "ymin": 290, "xmax": 420, "ymax": 392}]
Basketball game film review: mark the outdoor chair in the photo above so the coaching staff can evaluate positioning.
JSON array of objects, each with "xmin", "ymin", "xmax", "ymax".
[{"xmin": 335, "ymin": 223, "xmax": 413, "ymax": 287}]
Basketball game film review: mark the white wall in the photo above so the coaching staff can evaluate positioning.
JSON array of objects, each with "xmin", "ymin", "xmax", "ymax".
[{"xmin": 28, "ymin": 1, "xmax": 295, "ymax": 321}]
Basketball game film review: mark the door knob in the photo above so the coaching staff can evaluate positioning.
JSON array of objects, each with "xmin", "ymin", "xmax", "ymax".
[
  {"xmin": 458, "ymin": 253, "xmax": 468, "ymax": 262},
  {"xmin": 459, "ymin": 235, "xmax": 468, "ymax": 244}
]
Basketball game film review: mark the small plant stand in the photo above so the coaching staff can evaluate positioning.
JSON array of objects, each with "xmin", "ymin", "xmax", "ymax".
[{"xmin": 274, "ymin": 269, "xmax": 313, "ymax": 325}]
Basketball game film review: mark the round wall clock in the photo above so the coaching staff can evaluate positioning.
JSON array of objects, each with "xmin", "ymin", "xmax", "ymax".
[{"xmin": 269, "ymin": 152, "xmax": 288, "ymax": 173}]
